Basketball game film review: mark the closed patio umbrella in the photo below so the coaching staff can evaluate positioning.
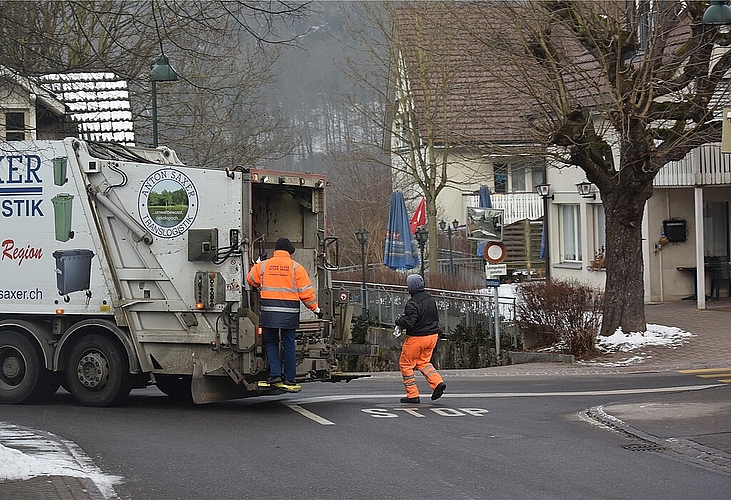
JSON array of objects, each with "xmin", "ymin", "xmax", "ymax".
[
  {"xmin": 384, "ymin": 191, "xmax": 418, "ymax": 270},
  {"xmin": 476, "ymin": 185, "xmax": 492, "ymax": 257}
]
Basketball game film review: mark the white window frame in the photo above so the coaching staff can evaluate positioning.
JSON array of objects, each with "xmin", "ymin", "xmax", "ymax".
[{"xmin": 560, "ymin": 204, "xmax": 582, "ymax": 262}]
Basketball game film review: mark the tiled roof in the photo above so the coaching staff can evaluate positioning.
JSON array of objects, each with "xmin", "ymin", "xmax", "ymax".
[
  {"xmin": 394, "ymin": 4, "xmax": 537, "ymax": 146},
  {"xmin": 39, "ymin": 72, "xmax": 135, "ymax": 144}
]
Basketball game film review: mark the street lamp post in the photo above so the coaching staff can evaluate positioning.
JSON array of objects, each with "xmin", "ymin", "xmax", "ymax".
[
  {"xmin": 439, "ymin": 219, "xmax": 460, "ymax": 275},
  {"xmin": 536, "ymin": 183, "xmax": 553, "ymax": 281},
  {"xmin": 415, "ymin": 226, "xmax": 429, "ymax": 280},
  {"xmin": 355, "ymin": 229, "xmax": 369, "ymax": 318},
  {"xmin": 150, "ymin": 54, "xmax": 179, "ymax": 147}
]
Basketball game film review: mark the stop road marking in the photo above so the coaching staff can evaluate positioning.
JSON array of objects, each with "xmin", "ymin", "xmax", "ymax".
[{"xmin": 361, "ymin": 408, "xmax": 489, "ymax": 418}]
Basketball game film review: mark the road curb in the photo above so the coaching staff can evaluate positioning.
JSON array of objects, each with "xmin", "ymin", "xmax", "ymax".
[{"xmin": 583, "ymin": 405, "xmax": 731, "ymax": 476}]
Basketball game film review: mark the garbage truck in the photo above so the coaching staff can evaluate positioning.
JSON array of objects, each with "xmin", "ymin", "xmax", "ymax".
[{"xmin": 0, "ymin": 138, "xmax": 361, "ymax": 406}]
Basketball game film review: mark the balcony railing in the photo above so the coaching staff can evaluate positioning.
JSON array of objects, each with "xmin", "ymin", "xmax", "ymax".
[
  {"xmin": 464, "ymin": 192, "xmax": 543, "ymax": 225},
  {"xmin": 655, "ymin": 143, "xmax": 731, "ymax": 187}
]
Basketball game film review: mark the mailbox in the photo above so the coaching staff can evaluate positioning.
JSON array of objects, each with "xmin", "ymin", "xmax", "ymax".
[{"xmin": 663, "ymin": 219, "xmax": 687, "ymax": 243}]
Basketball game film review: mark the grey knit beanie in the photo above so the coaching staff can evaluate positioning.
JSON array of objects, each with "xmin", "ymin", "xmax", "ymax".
[{"xmin": 406, "ymin": 273, "xmax": 425, "ymax": 294}]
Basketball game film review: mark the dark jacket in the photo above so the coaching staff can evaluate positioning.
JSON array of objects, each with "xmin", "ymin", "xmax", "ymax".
[{"xmin": 396, "ymin": 289, "xmax": 440, "ymax": 336}]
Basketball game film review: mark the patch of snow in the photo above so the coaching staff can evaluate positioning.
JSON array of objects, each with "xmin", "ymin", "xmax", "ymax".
[{"xmin": 0, "ymin": 422, "xmax": 122, "ymax": 498}]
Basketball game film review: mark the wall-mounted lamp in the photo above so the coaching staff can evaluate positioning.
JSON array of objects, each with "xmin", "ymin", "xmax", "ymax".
[
  {"xmin": 535, "ymin": 183, "xmax": 553, "ymax": 200},
  {"xmin": 576, "ymin": 181, "xmax": 596, "ymax": 200}
]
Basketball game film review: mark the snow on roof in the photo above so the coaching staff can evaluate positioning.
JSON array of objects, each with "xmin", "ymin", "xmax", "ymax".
[{"xmin": 39, "ymin": 72, "xmax": 135, "ymax": 144}]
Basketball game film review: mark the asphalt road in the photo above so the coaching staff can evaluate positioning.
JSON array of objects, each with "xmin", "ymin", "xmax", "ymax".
[{"xmin": 1, "ymin": 371, "xmax": 729, "ymax": 499}]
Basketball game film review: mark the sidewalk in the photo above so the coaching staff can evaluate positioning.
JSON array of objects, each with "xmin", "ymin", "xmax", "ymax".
[
  {"xmin": 2, "ymin": 300, "xmax": 730, "ymax": 498},
  {"xmin": 0, "ymin": 476, "xmax": 106, "ymax": 500}
]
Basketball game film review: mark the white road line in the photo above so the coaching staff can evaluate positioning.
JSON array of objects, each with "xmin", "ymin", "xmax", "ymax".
[
  {"xmin": 285, "ymin": 403, "xmax": 336, "ymax": 425},
  {"xmin": 289, "ymin": 383, "xmax": 722, "ymax": 405}
]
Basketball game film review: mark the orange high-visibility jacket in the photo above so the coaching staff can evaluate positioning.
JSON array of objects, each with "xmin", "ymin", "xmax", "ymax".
[{"xmin": 247, "ymin": 249, "xmax": 318, "ymax": 329}]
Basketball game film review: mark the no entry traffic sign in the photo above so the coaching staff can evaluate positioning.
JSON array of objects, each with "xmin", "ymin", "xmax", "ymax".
[{"xmin": 483, "ymin": 241, "xmax": 507, "ymax": 264}]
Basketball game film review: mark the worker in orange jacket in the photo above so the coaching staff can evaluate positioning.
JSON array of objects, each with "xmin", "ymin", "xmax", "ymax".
[
  {"xmin": 394, "ymin": 274, "xmax": 446, "ymax": 403},
  {"xmin": 247, "ymin": 237, "xmax": 322, "ymax": 392}
]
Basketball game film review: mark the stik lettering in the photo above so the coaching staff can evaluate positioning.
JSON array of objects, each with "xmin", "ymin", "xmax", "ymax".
[
  {"xmin": 1, "ymin": 239, "xmax": 43, "ymax": 266},
  {"xmin": 1, "ymin": 199, "xmax": 43, "ymax": 217}
]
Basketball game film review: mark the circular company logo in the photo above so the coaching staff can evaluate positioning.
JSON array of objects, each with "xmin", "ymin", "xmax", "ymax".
[{"xmin": 138, "ymin": 168, "xmax": 199, "ymax": 238}]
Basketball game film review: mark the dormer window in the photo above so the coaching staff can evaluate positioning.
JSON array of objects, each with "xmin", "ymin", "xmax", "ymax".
[{"xmin": 4, "ymin": 112, "xmax": 27, "ymax": 140}]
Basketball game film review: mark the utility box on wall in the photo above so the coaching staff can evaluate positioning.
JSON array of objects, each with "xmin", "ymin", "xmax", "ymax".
[{"xmin": 663, "ymin": 219, "xmax": 687, "ymax": 243}]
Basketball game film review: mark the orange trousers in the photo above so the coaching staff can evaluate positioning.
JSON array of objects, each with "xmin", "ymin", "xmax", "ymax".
[{"xmin": 399, "ymin": 334, "xmax": 443, "ymax": 398}]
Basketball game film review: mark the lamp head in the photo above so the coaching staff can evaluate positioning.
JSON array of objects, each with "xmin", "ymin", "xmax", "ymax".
[
  {"xmin": 536, "ymin": 183, "xmax": 553, "ymax": 200},
  {"xmin": 355, "ymin": 228, "xmax": 369, "ymax": 244},
  {"xmin": 151, "ymin": 54, "xmax": 179, "ymax": 82},
  {"xmin": 576, "ymin": 180, "xmax": 596, "ymax": 200},
  {"xmin": 703, "ymin": 1, "xmax": 731, "ymax": 25}
]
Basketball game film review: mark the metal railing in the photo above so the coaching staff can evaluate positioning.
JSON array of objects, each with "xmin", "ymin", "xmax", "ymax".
[
  {"xmin": 464, "ymin": 192, "xmax": 543, "ymax": 225},
  {"xmin": 333, "ymin": 280, "xmax": 518, "ymax": 348},
  {"xmin": 655, "ymin": 142, "xmax": 731, "ymax": 187}
]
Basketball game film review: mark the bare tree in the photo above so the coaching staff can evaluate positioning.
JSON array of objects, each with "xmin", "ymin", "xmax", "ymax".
[
  {"xmin": 326, "ymin": 147, "xmax": 392, "ymax": 272},
  {"xmin": 342, "ymin": 2, "xmax": 483, "ymax": 276},
  {"xmin": 0, "ymin": 0, "xmax": 310, "ymax": 166},
  {"xmin": 450, "ymin": 1, "xmax": 731, "ymax": 335}
]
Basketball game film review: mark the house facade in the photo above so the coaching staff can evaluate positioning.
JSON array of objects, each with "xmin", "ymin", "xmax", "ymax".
[
  {"xmin": 392, "ymin": 3, "xmax": 731, "ymax": 308},
  {"xmin": 545, "ymin": 141, "xmax": 731, "ymax": 307},
  {"xmin": 390, "ymin": 4, "xmax": 547, "ymax": 275}
]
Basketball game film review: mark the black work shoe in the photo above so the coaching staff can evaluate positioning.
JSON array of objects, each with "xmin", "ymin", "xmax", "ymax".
[
  {"xmin": 400, "ymin": 396, "xmax": 420, "ymax": 403},
  {"xmin": 431, "ymin": 382, "xmax": 446, "ymax": 401}
]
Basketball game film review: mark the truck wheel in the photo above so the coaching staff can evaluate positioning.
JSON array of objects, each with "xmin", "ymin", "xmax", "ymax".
[
  {"xmin": 0, "ymin": 330, "xmax": 55, "ymax": 404},
  {"xmin": 155, "ymin": 375, "xmax": 193, "ymax": 403},
  {"xmin": 65, "ymin": 333, "xmax": 131, "ymax": 407}
]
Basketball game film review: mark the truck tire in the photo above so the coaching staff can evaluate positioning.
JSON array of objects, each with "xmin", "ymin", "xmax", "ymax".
[
  {"xmin": 65, "ymin": 333, "xmax": 131, "ymax": 407},
  {"xmin": 0, "ymin": 330, "xmax": 57, "ymax": 404},
  {"xmin": 155, "ymin": 374, "xmax": 193, "ymax": 403}
]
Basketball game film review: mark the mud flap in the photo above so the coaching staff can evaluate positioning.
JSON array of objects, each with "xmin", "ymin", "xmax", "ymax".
[{"xmin": 191, "ymin": 360, "xmax": 255, "ymax": 404}]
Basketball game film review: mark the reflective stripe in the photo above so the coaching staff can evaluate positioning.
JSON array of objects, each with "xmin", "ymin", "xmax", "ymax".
[
  {"xmin": 421, "ymin": 365, "xmax": 437, "ymax": 377},
  {"xmin": 261, "ymin": 286, "xmax": 298, "ymax": 293},
  {"xmin": 261, "ymin": 305, "xmax": 300, "ymax": 313}
]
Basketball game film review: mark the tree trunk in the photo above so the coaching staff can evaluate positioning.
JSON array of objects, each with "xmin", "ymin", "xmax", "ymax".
[{"xmin": 600, "ymin": 191, "xmax": 647, "ymax": 336}]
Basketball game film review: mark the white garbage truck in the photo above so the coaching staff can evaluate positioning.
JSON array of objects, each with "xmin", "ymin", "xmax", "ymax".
[{"xmin": 0, "ymin": 138, "xmax": 360, "ymax": 406}]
